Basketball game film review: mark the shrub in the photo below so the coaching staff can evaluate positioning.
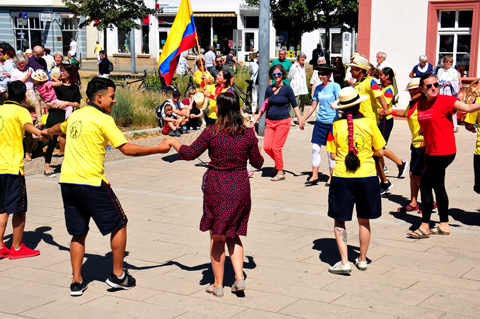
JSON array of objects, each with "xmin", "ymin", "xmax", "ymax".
[{"xmin": 111, "ymin": 88, "xmax": 134, "ymax": 126}]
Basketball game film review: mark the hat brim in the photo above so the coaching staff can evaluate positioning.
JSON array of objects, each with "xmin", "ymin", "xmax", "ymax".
[
  {"xmin": 346, "ymin": 62, "xmax": 370, "ymax": 71},
  {"xmin": 331, "ymin": 94, "xmax": 369, "ymax": 109},
  {"xmin": 404, "ymin": 85, "xmax": 419, "ymax": 91},
  {"xmin": 313, "ymin": 65, "xmax": 335, "ymax": 72}
]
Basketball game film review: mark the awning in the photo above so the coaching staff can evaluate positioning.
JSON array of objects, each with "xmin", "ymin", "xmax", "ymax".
[{"xmin": 193, "ymin": 13, "xmax": 236, "ymax": 18}]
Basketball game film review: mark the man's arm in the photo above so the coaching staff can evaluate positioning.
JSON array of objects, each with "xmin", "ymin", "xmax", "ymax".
[{"xmin": 117, "ymin": 139, "xmax": 170, "ymax": 156}]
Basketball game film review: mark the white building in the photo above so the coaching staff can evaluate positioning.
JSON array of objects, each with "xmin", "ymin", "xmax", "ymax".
[{"xmin": 358, "ymin": 0, "xmax": 479, "ymax": 103}]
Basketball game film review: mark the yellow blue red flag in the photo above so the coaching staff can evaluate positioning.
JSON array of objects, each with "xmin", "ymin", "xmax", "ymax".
[{"xmin": 157, "ymin": 0, "xmax": 197, "ymax": 86}]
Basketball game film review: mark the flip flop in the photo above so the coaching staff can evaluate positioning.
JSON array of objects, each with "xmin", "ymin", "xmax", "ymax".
[
  {"xmin": 271, "ymin": 174, "xmax": 285, "ymax": 181},
  {"xmin": 430, "ymin": 226, "xmax": 450, "ymax": 235},
  {"xmin": 407, "ymin": 228, "xmax": 430, "ymax": 239}
]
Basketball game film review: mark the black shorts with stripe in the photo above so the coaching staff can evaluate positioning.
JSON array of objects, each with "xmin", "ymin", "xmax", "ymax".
[
  {"xmin": 0, "ymin": 174, "xmax": 27, "ymax": 214},
  {"xmin": 61, "ymin": 181, "xmax": 127, "ymax": 236}
]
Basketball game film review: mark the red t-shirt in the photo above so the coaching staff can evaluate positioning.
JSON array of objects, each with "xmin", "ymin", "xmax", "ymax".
[{"xmin": 417, "ymin": 94, "xmax": 457, "ymax": 155}]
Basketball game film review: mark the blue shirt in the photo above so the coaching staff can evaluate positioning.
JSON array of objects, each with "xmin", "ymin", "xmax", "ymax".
[
  {"xmin": 264, "ymin": 85, "xmax": 297, "ymax": 121},
  {"xmin": 412, "ymin": 63, "xmax": 433, "ymax": 77},
  {"xmin": 313, "ymin": 82, "xmax": 340, "ymax": 123}
]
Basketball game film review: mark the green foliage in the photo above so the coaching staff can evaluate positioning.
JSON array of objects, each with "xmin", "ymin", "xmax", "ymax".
[
  {"xmin": 61, "ymin": 0, "xmax": 157, "ymax": 30},
  {"xmin": 111, "ymin": 89, "xmax": 133, "ymax": 126},
  {"xmin": 245, "ymin": 0, "xmax": 358, "ymax": 49}
]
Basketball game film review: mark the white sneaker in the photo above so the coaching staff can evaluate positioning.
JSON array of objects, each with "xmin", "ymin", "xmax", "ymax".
[
  {"xmin": 355, "ymin": 258, "xmax": 368, "ymax": 271},
  {"xmin": 328, "ymin": 261, "xmax": 351, "ymax": 274}
]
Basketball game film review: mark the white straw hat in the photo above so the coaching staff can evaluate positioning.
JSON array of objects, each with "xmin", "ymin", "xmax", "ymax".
[
  {"xmin": 347, "ymin": 55, "xmax": 370, "ymax": 71},
  {"xmin": 331, "ymin": 87, "xmax": 368, "ymax": 109},
  {"xmin": 405, "ymin": 78, "xmax": 421, "ymax": 91}
]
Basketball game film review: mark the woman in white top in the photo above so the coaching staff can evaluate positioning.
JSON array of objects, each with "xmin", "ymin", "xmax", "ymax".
[
  {"xmin": 436, "ymin": 55, "xmax": 461, "ymax": 132},
  {"xmin": 288, "ymin": 52, "xmax": 308, "ymax": 125}
]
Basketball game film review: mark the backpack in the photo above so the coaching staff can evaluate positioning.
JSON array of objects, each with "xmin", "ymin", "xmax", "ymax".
[
  {"xmin": 156, "ymin": 100, "xmax": 172, "ymax": 120},
  {"xmin": 108, "ymin": 60, "xmax": 114, "ymax": 72}
]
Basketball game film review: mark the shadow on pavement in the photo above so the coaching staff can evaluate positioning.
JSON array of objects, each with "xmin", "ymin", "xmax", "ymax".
[
  {"xmin": 449, "ymin": 208, "xmax": 480, "ymax": 227},
  {"xmin": 312, "ymin": 238, "xmax": 368, "ymax": 266},
  {"xmin": 161, "ymin": 153, "xmax": 180, "ymax": 163}
]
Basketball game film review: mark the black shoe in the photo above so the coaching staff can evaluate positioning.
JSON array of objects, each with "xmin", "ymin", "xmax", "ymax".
[
  {"xmin": 168, "ymin": 131, "xmax": 175, "ymax": 136},
  {"xmin": 397, "ymin": 161, "xmax": 409, "ymax": 178},
  {"xmin": 44, "ymin": 171, "xmax": 56, "ymax": 178},
  {"xmin": 106, "ymin": 269, "xmax": 136, "ymax": 290},
  {"xmin": 305, "ymin": 178, "xmax": 319, "ymax": 186},
  {"xmin": 70, "ymin": 281, "xmax": 88, "ymax": 296},
  {"xmin": 175, "ymin": 131, "xmax": 181, "ymax": 137},
  {"xmin": 380, "ymin": 180, "xmax": 393, "ymax": 195}
]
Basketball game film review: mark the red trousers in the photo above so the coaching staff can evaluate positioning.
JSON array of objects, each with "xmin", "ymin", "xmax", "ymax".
[{"xmin": 263, "ymin": 118, "xmax": 291, "ymax": 170}]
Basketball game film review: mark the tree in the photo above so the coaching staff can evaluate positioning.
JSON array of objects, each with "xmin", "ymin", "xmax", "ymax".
[
  {"xmin": 245, "ymin": 0, "xmax": 358, "ymax": 60},
  {"xmin": 62, "ymin": 0, "xmax": 156, "ymax": 30},
  {"xmin": 62, "ymin": 0, "xmax": 157, "ymax": 50}
]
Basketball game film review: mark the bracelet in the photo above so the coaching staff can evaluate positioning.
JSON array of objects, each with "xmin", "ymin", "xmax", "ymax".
[{"xmin": 391, "ymin": 110, "xmax": 398, "ymax": 116}]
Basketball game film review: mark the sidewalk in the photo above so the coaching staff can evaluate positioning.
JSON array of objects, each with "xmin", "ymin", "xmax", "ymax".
[{"xmin": 2, "ymin": 120, "xmax": 480, "ymax": 318}]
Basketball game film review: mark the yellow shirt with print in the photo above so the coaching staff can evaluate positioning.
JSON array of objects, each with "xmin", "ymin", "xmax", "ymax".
[
  {"xmin": 206, "ymin": 85, "xmax": 232, "ymax": 120},
  {"xmin": 326, "ymin": 116, "xmax": 386, "ymax": 178},
  {"xmin": 464, "ymin": 98, "xmax": 480, "ymax": 155},
  {"xmin": 405, "ymin": 101, "xmax": 424, "ymax": 148},
  {"xmin": 381, "ymin": 83, "xmax": 395, "ymax": 120},
  {"xmin": 0, "ymin": 101, "xmax": 33, "ymax": 175},
  {"xmin": 354, "ymin": 76, "xmax": 382, "ymax": 123},
  {"xmin": 59, "ymin": 105, "xmax": 128, "ymax": 186}
]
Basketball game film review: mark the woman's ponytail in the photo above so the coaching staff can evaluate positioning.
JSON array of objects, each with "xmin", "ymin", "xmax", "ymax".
[{"xmin": 345, "ymin": 111, "xmax": 360, "ymax": 172}]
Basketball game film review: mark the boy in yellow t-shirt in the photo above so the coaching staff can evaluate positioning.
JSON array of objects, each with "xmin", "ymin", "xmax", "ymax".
[
  {"xmin": 0, "ymin": 81, "xmax": 47, "ymax": 259},
  {"xmin": 43, "ymin": 77, "xmax": 171, "ymax": 296},
  {"xmin": 326, "ymin": 87, "xmax": 385, "ymax": 275}
]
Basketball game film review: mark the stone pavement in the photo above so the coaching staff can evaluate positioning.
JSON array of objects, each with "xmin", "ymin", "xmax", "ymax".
[{"xmin": 2, "ymin": 120, "xmax": 480, "ymax": 318}]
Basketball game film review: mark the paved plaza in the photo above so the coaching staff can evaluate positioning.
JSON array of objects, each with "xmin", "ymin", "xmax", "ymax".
[{"xmin": 1, "ymin": 119, "xmax": 480, "ymax": 318}]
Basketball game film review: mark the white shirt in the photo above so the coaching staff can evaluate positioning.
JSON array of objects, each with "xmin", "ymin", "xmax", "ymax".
[
  {"xmin": 69, "ymin": 40, "xmax": 77, "ymax": 55},
  {"xmin": 204, "ymin": 50, "xmax": 216, "ymax": 68},
  {"xmin": 288, "ymin": 62, "xmax": 308, "ymax": 96}
]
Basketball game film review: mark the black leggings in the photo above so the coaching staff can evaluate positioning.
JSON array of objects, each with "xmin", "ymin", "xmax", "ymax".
[
  {"xmin": 420, "ymin": 153, "xmax": 455, "ymax": 223},
  {"xmin": 44, "ymin": 135, "xmax": 58, "ymax": 164}
]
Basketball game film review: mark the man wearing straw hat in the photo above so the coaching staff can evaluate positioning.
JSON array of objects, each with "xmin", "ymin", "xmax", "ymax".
[{"xmin": 348, "ymin": 55, "xmax": 393, "ymax": 194}]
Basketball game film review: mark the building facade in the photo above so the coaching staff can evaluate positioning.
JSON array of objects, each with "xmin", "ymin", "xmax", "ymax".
[{"xmin": 358, "ymin": 0, "xmax": 479, "ymax": 102}]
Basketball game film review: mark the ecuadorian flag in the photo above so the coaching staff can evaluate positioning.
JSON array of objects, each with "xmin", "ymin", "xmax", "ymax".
[{"xmin": 157, "ymin": 0, "xmax": 197, "ymax": 86}]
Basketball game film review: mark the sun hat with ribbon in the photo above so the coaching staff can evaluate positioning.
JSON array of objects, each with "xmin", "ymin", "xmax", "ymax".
[
  {"xmin": 194, "ymin": 92, "xmax": 209, "ymax": 110},
  {"xmin": 347, "ymin": 55, "xmax": 370, "ymax": 71},
  {"xmin": 405, "ymin": 77, "xmax": 421, "ymax": 91},
  {"xmin": 331, "ymin": 87, "xmax": 368, "ymax": 109}
]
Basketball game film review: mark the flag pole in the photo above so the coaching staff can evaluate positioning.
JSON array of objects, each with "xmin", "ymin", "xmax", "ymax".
[{"xmin": 195, "ymin": 36, "xmax": 205, "ymax": 75}]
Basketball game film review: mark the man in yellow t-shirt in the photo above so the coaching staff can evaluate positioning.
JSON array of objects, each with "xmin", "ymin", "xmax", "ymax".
[
  {"xmin": 94, "ymin": 41, "xmax": 102, "ymax": 63},
  {"xmin": 44, "ymin": 77, "xmax": 171, "ymax": 296},
  {"xmin": 0, "ymin": 81, "xmax": 47, "ymax": 260},
  {"xmin": 348, "ymin": 55, "xmax": 393, "ymax": 194}
]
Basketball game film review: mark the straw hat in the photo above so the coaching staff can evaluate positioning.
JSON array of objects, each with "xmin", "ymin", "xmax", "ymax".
[
  {"xmin": 50, "ymin": 67, "xmax": 61, "ymax": 78},
  {"xmin": 25, "ymin": 49, "xmax": 32, "ymax": 54},
  {"xmin": 347, "ymin": 55, "xmax": 370, "ymax": 70},
  {"xmin": 405, "ymin": 78, "xmax": 420, "ymax": 91},
  {"xmin": 331, "ymin": 87, "xmax": 368, "ymax": 109},
  {"xmin": 194, "ymin": 92, "xmax": 209, "ymax": 110},
  {"xmin": 31, "ymin": 69, "xmax": 48, "ymax": 82}
]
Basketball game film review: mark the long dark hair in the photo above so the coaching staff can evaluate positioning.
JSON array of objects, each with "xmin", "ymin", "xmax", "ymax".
[
  {"xmin": 382, "ymin": 67, "xmax": 395, "ymax": 82},
  {"xmin": 339, "ymin": 104, "xmax": 361, "ymax": 172},
  {"xmin": 214, "ymin": 92, "xmax": 245, "ymax": 136},
  {"xmin": 61, "ymin": 64, "xmax": 78, "ymax": 84}
]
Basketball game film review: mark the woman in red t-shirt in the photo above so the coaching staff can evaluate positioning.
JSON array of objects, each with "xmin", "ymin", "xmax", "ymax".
[{"xmin": 408, "ymin": 74, "xmax": 480, "ymax": 238}]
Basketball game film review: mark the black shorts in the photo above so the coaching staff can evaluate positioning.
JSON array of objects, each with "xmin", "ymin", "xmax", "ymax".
[
  {"xmin": 410, "ymin": 145, "xmax": 426, "ymax": 177},
  {"xmin": 474, "ymin": 154, "xmax": 480, "ymax": 194},
  {"xmin": 328, "ymin": 176, "xmax": 382, "ymax": 221},
  {"xmin": 378, "ymin": 117, "xmax": 394, "ymax": 144},
  {"xmin": 61, "ymin": 181, "xmax": 128, "ymax": 236},
  {"xmin": 0, "ymin": 174, "xmax": 27, "ymax": 214}
]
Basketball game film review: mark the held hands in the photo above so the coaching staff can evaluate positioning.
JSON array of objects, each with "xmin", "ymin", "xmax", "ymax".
[
  {"xmin": 39, "ymin": 129, "xmax": 51, "ymax": 141},
  {"xmin": 299, "ymin": 120, "xmax": 305, "ymax": 130}
]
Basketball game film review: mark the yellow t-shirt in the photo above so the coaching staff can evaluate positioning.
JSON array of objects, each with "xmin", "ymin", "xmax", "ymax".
[
  {"xmin": 206, "ymin": 85, "xmax": 234, "ymax": 120},
  {"xmin": 94, "ymin": 44, "xmax": 102, "ymax": 53},
  {"xmin": 59, "ymin": 105, "xmax": 128, "ymax": 186},
  {"xmin": 193, "ymin": 70, "xmax": 214, "ymax": 92},
  {"xmin": 326, "ymin": 115, "xmax": 386, "ymax": 177},
  {"xmin": 381, "ymin": 83, "xmax": 395, "ymax": 120},
  {"xmin": 405, "ymin": 101, "xmax": 424, "ymax": 148},
  {"xmin": 354, "ymin": 76, "xmax": 382, "ymax": 123},
  {"xmin": 0, "ymin": 101, "xmax": 33, "ymax": 175},
  {"xmin": 464, "ymin": 98, "xmax": 480, "ymax": 155}
]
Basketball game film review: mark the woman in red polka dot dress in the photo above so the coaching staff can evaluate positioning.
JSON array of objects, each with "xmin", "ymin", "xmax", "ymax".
[{"xmin": 167, "ymin": 92, "xmax": 264, "ymax": 297}]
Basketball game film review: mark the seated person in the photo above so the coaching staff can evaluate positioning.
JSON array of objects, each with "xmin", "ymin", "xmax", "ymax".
[
  {"xmin": 166, "ymin": 90, "xmax": 189, "ymax": 132},
  {"xmin": 162, "ymin": 104, "xmax": 182, "ymax": 137},
  {"xmin": 189, "ymin": 92, "xmax": 206, "ymax": 130}
]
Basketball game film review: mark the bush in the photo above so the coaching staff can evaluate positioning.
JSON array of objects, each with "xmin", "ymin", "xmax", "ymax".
[{"xmin": 111, "ymin": 89, "xmax": 134, "ymax": 127}]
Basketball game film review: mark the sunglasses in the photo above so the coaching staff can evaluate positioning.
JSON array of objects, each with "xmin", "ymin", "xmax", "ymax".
[
  {"xmin": 425, "ymin": 82, "xmax": 439, "ymax": 89},
  {"xmin": 215, "ymin": 60, "xmax": 223, "ymax": 63},
  {"xmin": 271, "ymin": 72, "xmax": 283, "ymax": 77},
  {"xmin": 318, "ymin": 72, "xmax": 329, "ymax": 77}
]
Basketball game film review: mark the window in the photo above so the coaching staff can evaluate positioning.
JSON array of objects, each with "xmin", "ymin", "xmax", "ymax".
[
  {"xmin": 118, "ymin": 30, "xmax": 130, "ymax": 53},
  {"xmin": 438, "ymin": 10, "xmax": 473, "ymax": 76},
  {"xmin": 13, "ymin": 17, "xmax": 44, "ymax": 51}
]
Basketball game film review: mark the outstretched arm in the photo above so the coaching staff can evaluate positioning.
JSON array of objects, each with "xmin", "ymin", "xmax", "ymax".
[{"xmin": 118, "ymin": 138, "xmax": 170, "ymax": 156}]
